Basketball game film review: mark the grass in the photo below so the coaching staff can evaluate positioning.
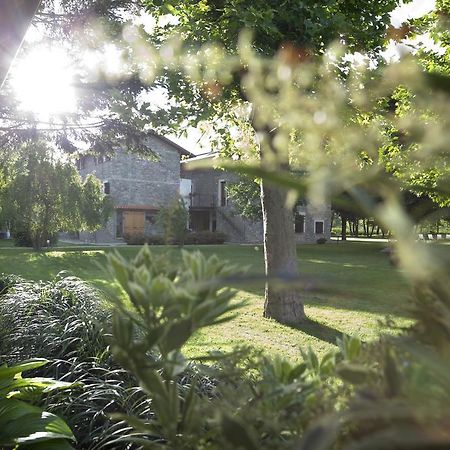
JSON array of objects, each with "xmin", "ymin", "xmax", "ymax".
[{"xmin": 0, "ymin": 240, "xmax": 435, "ymax": 359}]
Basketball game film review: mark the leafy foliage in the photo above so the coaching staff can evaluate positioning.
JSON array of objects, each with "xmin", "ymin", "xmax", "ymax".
[
  {"xmin": 0, "ymin": 359, "xmax": 75, "ymax": 450},
  {"xmin": 124, "ymin": 230, "xmax": 227, "ymax": 245},
  {"xmin": 0, "ymin": 141, "xmax": 111, "ymax": 250},
  {"xmin": 0, "ymin": 272, "xmax": 149, "ymax": 449},
  {"xmin": 156, "ymin": 198, "xmax": 189, "ymax": 246}
]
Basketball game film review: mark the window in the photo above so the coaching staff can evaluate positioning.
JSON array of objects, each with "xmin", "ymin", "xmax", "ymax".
[
  {"xmin": 103, "ymin": 181, "xmax": 110, "ymax": 195},
  {"xmin": 294, "ymin": 213, "xmax": 305, "ymax": 233},
  {"xmin": 145, "ymin": 211, "xmax": 157, "ymax": 224},
  {"xmin": 95, "ymin": 155, "xmax": 110, "ymax": 164},
  {"xmin": 315, "ymin": 220, "xmax": 324, "ymax": 234},
  {"xmin": 218, "ymin": 180, "xmax": 227, "ymax": 207},
  {"xmin": 76, "ymin": 156, "xmax": 86, "ymax": 170}
]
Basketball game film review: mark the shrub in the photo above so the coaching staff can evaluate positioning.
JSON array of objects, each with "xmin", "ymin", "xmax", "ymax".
[
  {"xmin": 13, "ymin": 228, "xmax": 58, "ymax": 247},
  {"xmin": 0, "ymin": 274, "xmax": 108, "ymax": 362},
  {"xmin": 124, "ymin": 231, "xmax": 227, "ymax": 245},
  {"xmin": 0, "ymin": 359, "xmax": 76, "ymax": 449},
  {"xmin": 156, "ymin": 198, "xmax": 189, "ymax": 246},
  {"xmin": 0, "ymin": 273, "xmax": 24, "ymax": 296},
  {"xmin": 0, "ymin": 273, "xmax": 152, "ymax": 449},
  {"xmin": 123, "ymin": 233, "xmax": 165, "ymax": 245},
  {"xmin": 185, "ymin": 230, "xmax": 227, "ymax": 245},
  {"xmin": 316, "ymin": 237, "xmax": 327, "ymax": 244}
]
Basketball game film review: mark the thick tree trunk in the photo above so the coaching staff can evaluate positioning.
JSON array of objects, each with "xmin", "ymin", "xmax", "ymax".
[
  {"xmin": 250, "ymin": 113, "xmax": 305, "ymax": 324},
  {"xmin": 260, "ymin": 180, "xmax": 305, "ymax": 324}
]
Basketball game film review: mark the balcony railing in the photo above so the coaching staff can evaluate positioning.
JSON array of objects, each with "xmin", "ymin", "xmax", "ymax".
[{"xmin": 189, "ymin": 193, "xmax": 216, "ymax": 208}]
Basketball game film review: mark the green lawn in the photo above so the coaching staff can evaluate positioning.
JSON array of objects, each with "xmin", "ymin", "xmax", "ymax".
[{"xmin": 0, "ymin": 241, "xmax": 422, "ymax": 359}]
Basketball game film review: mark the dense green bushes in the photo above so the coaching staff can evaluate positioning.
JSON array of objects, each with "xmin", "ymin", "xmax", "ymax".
[
  {"xmin": 13, "ymin": 229, "xmax": 59, "ymax": 247},
  {"xmin": 123, "ymin": 233, "xmax": 165, "ymax": 245},
  {"xmin": 0, "ymin": 273, "xmax": 150, "ymax": 449},
  {"xmin": 184, "ymin": 230, "xmax": 227, "ymax": 244},
  {"xmin": 124, "ymin": 230, "xmax": 227, "ymax": 245}
]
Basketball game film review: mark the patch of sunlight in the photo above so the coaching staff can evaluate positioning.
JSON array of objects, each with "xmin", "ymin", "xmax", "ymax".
[
  {"xmin": 342, "ymin": 263, "xmax": 368, "ymax": 268},
  {"xmin": 45, "ymin": 250, "xmax": 105, "ymax": 258},
  {"xmin": 25, "ymin": 253, "xmax": 44, "ymax": 262},
  {"xmin": 306, "ymin": 258, "xmax": 367, "ymax": 268}
]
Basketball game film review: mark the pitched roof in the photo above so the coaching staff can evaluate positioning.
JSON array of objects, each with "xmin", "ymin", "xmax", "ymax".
[
  {"xmin": 148, "ymin": 130, "xmax": 194, "ymax": 157},
  {"xmin": 115, "ymin": 205, "xmax": 159, "ymax": 211},
  {"xmin": 180, "ymin": 151, "xmax": 219, "ymax": 164}
]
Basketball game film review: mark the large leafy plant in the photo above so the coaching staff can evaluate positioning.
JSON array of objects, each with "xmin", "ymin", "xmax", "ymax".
[{"xmin": 0, "ymin": 359, "xmax": 75, "ymax": 449}]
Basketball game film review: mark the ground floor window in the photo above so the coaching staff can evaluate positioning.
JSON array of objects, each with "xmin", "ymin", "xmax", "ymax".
[
  {"xmin": 145, "ymin": 211, "xmax": 157, "ymax": 225},
  {"xmin": 294, "ymin": 213, "xmax": 305, "ymax": 233},
  {"xmin": 314, "ymin": 220, "xmax": 325, "ymax": 234}
]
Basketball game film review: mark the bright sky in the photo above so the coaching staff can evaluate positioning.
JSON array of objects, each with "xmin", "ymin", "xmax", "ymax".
[
  {"xmin": 390, "ymin": 0, "xmax": 435, "ymax": 27},
  {"xmin": 8, "ymin": 0, "xmax": 439, "ymax": 154}
]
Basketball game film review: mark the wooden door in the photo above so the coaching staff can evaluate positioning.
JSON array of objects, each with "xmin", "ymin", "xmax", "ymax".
[{"xmin": 123, "ymin": 211, "xmax": 145, "ymax": 236}]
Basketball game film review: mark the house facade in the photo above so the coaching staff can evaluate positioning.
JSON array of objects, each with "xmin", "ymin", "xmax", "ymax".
[
  {"xmin": 181, "ymin": 154, "xmax": 332, "ymax": 244},
  {"xmin": 75, "ymin": 132, "xmax": 191, "ymax": 242},
  {"xmin": 74, "ymin": 135, "xmax": 331, "ymax": 244}
]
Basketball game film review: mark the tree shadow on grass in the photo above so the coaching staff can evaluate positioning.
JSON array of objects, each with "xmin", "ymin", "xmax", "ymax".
[{"xmin": 288, "ymin": 318, "xmax": 350, "ymax": 346}]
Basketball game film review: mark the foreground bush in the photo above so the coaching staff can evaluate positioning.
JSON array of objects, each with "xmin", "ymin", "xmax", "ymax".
[
  {"xmin": 0, "ymin": 273, "xmax": 150, "ymax": 449},
  {"xmin": 2, "ymin": 239, "xmax": 450, "ymax": 449},
  {"xmin": 104, "ymin": 245, "xmax": 450, "ymax": 449},
  {"xmin": 0, "ymin": 359, "xmax": 75, "ymax": 449}
]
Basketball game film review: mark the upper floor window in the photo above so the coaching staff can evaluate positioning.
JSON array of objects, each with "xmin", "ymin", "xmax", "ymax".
[
  {"xmin": 103, "ymin": 181, "xmax": 110, "ymax": 195},
  {"xmin": 76, "ymin": 156, "xmax": 86, "ymax": 170},
  {"xmin": 218, "ymin": 180, "xmax": 228, "ymax": 207},
  {"xmin": 95, "ymin": 155, "xmax": 111, "ymax": 165},
  {"xmin": 314, "ymin": 220, "xmax": 324, "ymax": 234}
]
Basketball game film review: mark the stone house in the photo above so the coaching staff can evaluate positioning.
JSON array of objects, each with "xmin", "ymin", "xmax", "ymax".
[
  {"xmin": 74, "ymin": 134, "xmax": 331, "ymax": 244},
  {"xmin": 75, "ymin": 132, "xmax": 191, "ymax": 242},
  {"xmin": 181, "ymin": 153, "xmax": 332, "ymax": 244}
]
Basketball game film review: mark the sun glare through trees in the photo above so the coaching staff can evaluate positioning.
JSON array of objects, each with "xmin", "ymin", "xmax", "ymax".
[{"xmin": 11, "ymin": 45, "xmax": 76, "ymax": 117}]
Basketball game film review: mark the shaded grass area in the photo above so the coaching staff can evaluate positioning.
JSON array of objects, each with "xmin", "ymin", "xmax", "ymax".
[{"xmin": 0, "ymin": 241, "xmax": 427, "ymax": 358}]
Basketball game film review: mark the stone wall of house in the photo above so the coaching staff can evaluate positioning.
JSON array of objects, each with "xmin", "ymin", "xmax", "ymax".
[
  {"xmin": 295, "ymin": 203, "xmax": 332, "ymax": 243},
  {"xmin": 182, "ymin": 159, "xmax": 332, "ymax": 244},
  {"xmin": 77, "ymin": 135, "xmax": 182, "ymax": 242},
  {"xmin": 181, "ymin": 163, "xmax": 263, "ymax": 243}
]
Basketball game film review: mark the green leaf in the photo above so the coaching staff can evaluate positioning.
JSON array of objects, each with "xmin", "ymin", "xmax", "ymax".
[
  {"xmin": 0, "ymin": 359, "xmax": 49, "ymax": 380},
  {"xmin": 161, "ymin": 319, "xmax": 193, "ymax": 354},
  {"xmin": 0, "ymin": 399, "xmax": 74, "ymax": 445},
  {"xmin": 298, "ymin": 417, "xmax": 341, "ymax": 450},
  {"xmin": 221, "ymin": 414, "xmax": 258, "ymax": 450},
  {"xmin": 336, "ymin": 362, "xmax": 373, "ymax": 385}
]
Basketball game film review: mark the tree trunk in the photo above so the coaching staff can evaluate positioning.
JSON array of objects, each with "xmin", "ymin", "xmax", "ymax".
[
  {"xmin": 254, "ymin": 119, "xmax": 305, "ymax": 324},
  {"xmin": 261, "ymin": 179, "xmax": 305, "ymax": 324},
  {"xmin": 341, "ymin": 215, "xmax": 347, "ymax": 241}
]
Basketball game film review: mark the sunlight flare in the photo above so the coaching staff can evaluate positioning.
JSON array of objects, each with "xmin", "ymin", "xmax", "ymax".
[{"xmin": 11, "ymin": 45, "xmax": 77, "ymax": 117}]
